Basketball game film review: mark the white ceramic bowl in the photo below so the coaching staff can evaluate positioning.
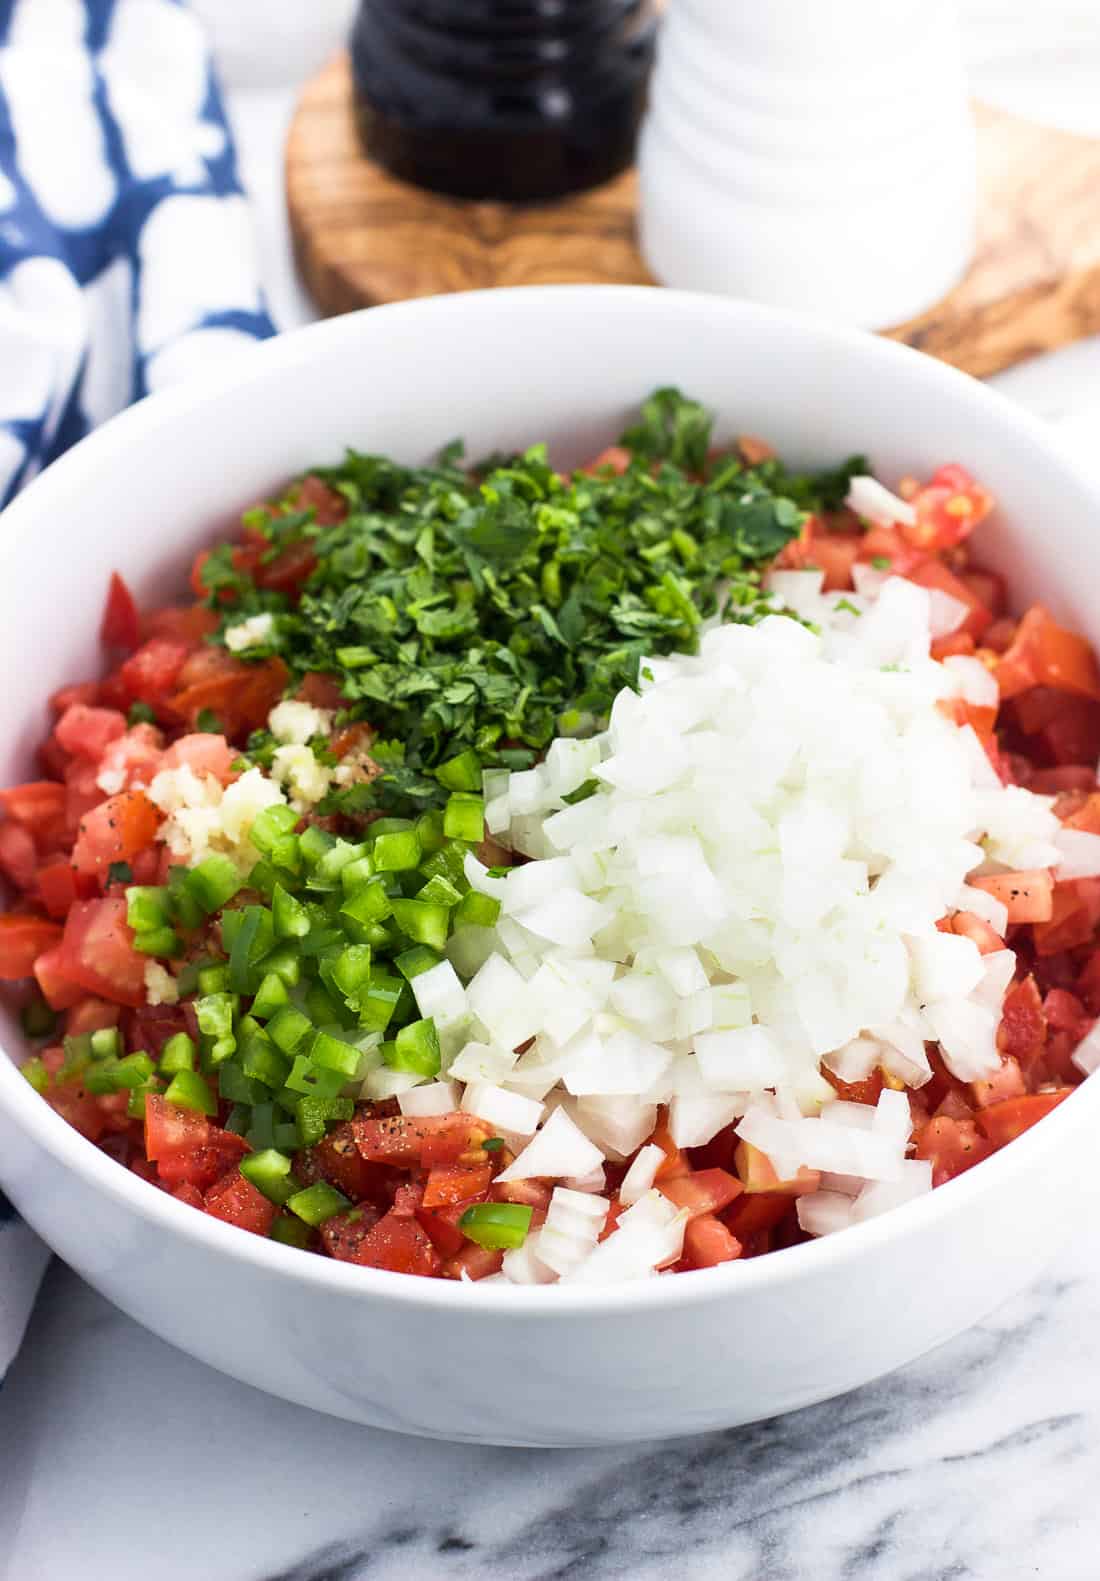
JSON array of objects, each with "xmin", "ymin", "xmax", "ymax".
[{"xmin": 1, "ymin": 287, "xmax": 1098, "ymax": 1447}]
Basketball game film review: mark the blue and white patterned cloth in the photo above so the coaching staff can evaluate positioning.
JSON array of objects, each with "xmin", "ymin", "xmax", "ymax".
[
  {"xmin": 0, "ymin": 0, "xmax": 273, "ymax": 505},
  {"xmin": 0, "ymin": 0, "xmax": 274, "ymax": 1372}
]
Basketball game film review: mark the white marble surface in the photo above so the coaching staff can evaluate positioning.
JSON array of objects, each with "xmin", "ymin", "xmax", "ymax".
[{"xmin": 5, "ymin": 5, "xmax": 1100, "ymax": 1578}]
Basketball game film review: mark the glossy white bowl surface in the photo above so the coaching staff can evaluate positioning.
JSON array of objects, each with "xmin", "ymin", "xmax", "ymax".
[{"xmin": 0, "ymin": 287, "xmax": 1097, "ymax": 1446}]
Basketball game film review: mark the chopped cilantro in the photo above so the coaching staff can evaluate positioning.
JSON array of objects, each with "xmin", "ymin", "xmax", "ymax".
[
  {"xmin": 106, "ymin": 861, "xmax": 133, "ymax": 887},
  {"xmin": 195, "ymin": 709, "xmax": 223, "ymax": 734},
  {"xmin": 127, "ymin": 701, "xmax": 156, "ymax": 726},
  {"xmin": 870, "ymin": 555, "xmax": 892, "ymax": 570},
  {"xmin": 208, "ymin": 390, "xmax": 859, "ymax": 817},
  {"xmin": 834, "ymin": 598, "xmax": 862, "ymax": 617}
]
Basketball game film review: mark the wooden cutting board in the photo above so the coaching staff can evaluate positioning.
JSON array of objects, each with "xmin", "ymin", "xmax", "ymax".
[{"xmin": 286, "ymin": 52, "xmax": 1100, "ymax": 380}]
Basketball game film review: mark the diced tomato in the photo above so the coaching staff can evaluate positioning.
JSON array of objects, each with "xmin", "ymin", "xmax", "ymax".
[
  {"xmin": 256, "ymin": 541, "xmax": 319, "ymax": 597},
  {"xmin": 441, "ymin": 1243, "xmax": 504, "ymax": 1281},
  {"xmin": 1074, "ymin": 947, "xmax": 1100, "ymax": 1015},
  {"xmin": 294, "ymin": 474, "xmax": 349, "ymax": 526},
  {"xmin": 414, "ymin": 1205, "xmax": 468, "ymax": 1258},
  {"xmin": 995, "ymin": 606, "xmax": 1100, "ymax": 702},
  {"xmin": 685, "ymin": 1122, "xmax": 740, "ymax": 1174},
  {"xmin": 1030, "ymin": 766, "xmax": 1097, "ymax": 796},
  {"xmin": 959, "ymin": 566, "xmax": 1006, "ymax": 618},
  {"xmin": 204, "ymin": 1169, "xmax": 276, "ymax": 1236},
  {"xmin": 168, "ymin": 653, "xmax": 289, "ymax": 741},
  {"xmin": 975, "ymin": 1090, "xmax": 1074, "ymax": 1147},
  {"xmin": 352, "ymin": 1210, "xmax": 441, "ymax": 1276},
  {"xmin": 934, "ymin": 1088, "xmax": 975, "ymax": 1122},
  {"xmin": 947, "ymin": 912, "xmax": 1004, "ymax": 955},
  {"xmin": 33, "ymin": 945, "xmax": 86, "ymax": 1010},
  {"xmin": 65, "ymin": 997, "xmax": 121, "ymax": 1037},
  {"xmin": 0, "ymin": 777, "xmax": 66, "ymax": 841},
  {"xmin": 35, "ymin": 859, "xmax": 80, "ymax": 918},
  {"xmin": 659, "ymin": 1167, "xmax": 743, "ymax": 1220},
  {"xmin": 145, "ymin": 1094, "xmax": 210, "ymax": 1161},
  {"xmin": 938, "ymin": 696, "xmax": 997, "ymax": 741},
  {"xmin": 903, "ymin": 464, "xmax": 994, "ymax": 552},
  {"xmin": 736, "ymin": 434, "xmax": 776, "ymax": 466},
  {"xmin": 94, "ymin": 724, "xmax": 165, "ymax": 794},
  {"xmin": 969, "ymin": 1055, "xmax": 1026, "ymax": 1108},
  {"xmin": 0, "ymin": 821, "xmax": 37, "ymax": 890},
  {"xmin": 930, "ymin": 631, "xmax": 976, "ymax": 662},
  {"xmin": 912, "ymin": 1116, "xmax": 993, "ymax": 1186},
  {"xmin": 71, "ymin": 790, "xmax": 160, "ymax": 882},
  {"xmin": 0, "ymin": 782, "xmax": 67, "ymax": 846},
  {"xmin": 296, "ymin": 672, "xmax": 345, "ymax": 711},
  {"xmin": 1042, "ymin": 987, "xmax": 1088, "ymax": 1037},
  {"xmin": 159, "ymin": 732, "xmax": 236, "ymax": 784},
  {"xmin": 44, "ymin": 1078, "xmax": 108, "ymax": 1142},
  {"xmin": 647, "ymin": 1114, "xmax": 691, "ymax": 1181},
  {"xmin": 683, "ymin": 1215, "xmax": 742, "ymax": 1269},
  {"xmin": 147, "ymin": 1103, "xmax": 247, "ymax": 1192},
  {"xmin": 905, "ymin": 557, "xmax": 991, "ymax": 639},
  {"xmin": 55, "ymin": 704, "xmax": 128, "ymax": 761},
  {"xmin": 331, "ymin": 721, "xmax": 376, "ymax": 762},
  {"xmin": 1033, "ymin": 879, "xmax": 1100, "ymax": 956},
  {"xmin": 351, "ymin": 1111, "xmax": 487, "ymax": 1169},
  {"xmin": 583, "ymin": 446, "xmax": 633, "ymax": 476},
  {"xmin": 122, "ymin": 1003, "xmax": 189, "ymax": 1059},
  {"xmin": 422, "ymin": 1162, "xmax": 493, "ymax": 1208},
  {"xmin": 823, "ymin": 1068, "xmax": 884, "ymax": 1107},
  {"xmin": 50, "ymin": 681, "xmax": 100, "ymax": 716},
  {"xmin": 968, "ymin": 870, "xmax": 1054, "ymax": 925},
  {"xmin": 172, "ymin": 1183, "xmax": 206, "ymax": 1210},
  {"xmin": 855, "ymin": 524, "xmax": 926, "ymax": 575},
  {"xmin": 724, "ymin": 1192, "xmax": 796, "ymax": 1238},
  {"xmin": 814, "ymin": 531, "xmax": 862, "ymax": 592},
  {"xmin": 320, "ymin": 1206, "xmax": 382, "ymax": 1261},
  {"xmin": 734, "ymin": 1140, "xmax": 820, "ymax": 1196},
  {"xmin": 118, "ymin": 638, "xmax": 191, "ymax": 707},
  {"xmin": 0, "ymin": 912, "xmax": 62, "ymax": 978},
  {"xmin": 491, "ymin": 1176, "xmax": 552, "ymax": 1216},
  {"xmin": 997, "ymin": 977, "xmax": 1046, "ymax": 1066},
  {"xmin": 143, "ymin": 605, "xmax": 218, "ymax": 645},
  {"xmin": 1061, "ymin": 792, "xmax": 1100, "ymax": 835},
  {"xmin": 51, "ymin": 896, "xmax": 147, "ymax": 1006},
  {"xmin": 100, "ymin": 572, "xmax": 141, "ymax": 651},
  {"xmin": 62, "ymin": 758, "xmax": 105, "ymax": 836},
  {"xmin": 295, "ymin": 1122, "xmax": 389, "ymax": 1203},
  {"xmin": 1042, "ymin": 698, "xmax": 1100, "ymax": 767}
]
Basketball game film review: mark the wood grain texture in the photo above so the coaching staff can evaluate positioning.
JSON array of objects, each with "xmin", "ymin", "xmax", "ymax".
[{"xmin": 286, "ymin": 53, "xmax": 1100, "ymax": 378}]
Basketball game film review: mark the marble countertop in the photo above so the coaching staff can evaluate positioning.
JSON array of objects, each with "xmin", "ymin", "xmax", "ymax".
[{"xmin": 5, "ymin": 6, "xmax": 1100, "ymax": 1579}]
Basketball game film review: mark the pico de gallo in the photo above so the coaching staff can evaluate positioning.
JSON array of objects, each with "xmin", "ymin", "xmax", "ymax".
[{"xmin": 1, "ymin": 388, "xmax": 1097, "ymax": 1284}]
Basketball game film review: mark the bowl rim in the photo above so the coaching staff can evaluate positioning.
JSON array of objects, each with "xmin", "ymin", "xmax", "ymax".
[{"xmin": 2, "ymin": 282, "xmax": 1098, "ymax": 1316}]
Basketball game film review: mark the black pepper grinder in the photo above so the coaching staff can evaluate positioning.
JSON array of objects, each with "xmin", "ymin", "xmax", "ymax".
[{"xmin": 350, "ymin": 0, "xmax": 658, "ymax": 203}]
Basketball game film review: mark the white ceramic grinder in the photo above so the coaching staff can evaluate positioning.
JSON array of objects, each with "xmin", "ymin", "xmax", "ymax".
[{"xmin": 638, "ymin": 0, "xmax": 977, "ymax": 328}]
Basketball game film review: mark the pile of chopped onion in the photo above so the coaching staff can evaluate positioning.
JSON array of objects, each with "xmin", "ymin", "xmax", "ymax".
[{"xmin": 404, "ymin": 575, "xmax": 1084, "ymax": 1283}]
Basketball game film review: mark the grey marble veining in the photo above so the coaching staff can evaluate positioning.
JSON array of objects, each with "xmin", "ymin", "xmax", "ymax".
[
  {"xmin": 5, "ymin": 8, "xmax": 1100, "ymax": 1579},
  {"xmin": 3, "ymin": 1247, "xmax": 1100, "ymax": 1581}
]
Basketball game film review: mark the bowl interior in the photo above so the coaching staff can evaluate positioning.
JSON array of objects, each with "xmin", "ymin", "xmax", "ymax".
[{"xmin": 1, "ymin": 283, "xmax": 1097, "ymax": 1258}]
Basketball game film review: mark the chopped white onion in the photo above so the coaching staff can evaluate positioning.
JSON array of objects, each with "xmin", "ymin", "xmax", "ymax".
[
  {"xmin": 619, "ymin": 1143, "xmax": 665, "ymax": 1206},
  {"xmin": 1055, "ymin": 828, "xmax": 1100, "ymax": 880},
  {"xmin": 1072, "ymin": 1020, "xmax": 1100, "ymax": 1077},
  {"xmin": 845, "ymin": 475, "xmax": 917, "ymax": 528},
  {"xmin": 397, "ymin": 1080, "xmax": 460, "ymax": 1117},
  {"xmin": 797, "ymin": 1190, "xmax": 856, "ymax": 1236},
  {"xmin": 537, "ymin": 1187, "xmax": 609, "ymax": 1277},
  {"xmin": 462, "ymin": 1082, "xmax": 544, "ymax": 1137},
  {"xmin": 423, "ymin": 561, "xmax": 1066, "ymax": 1280},
  {"xmin": 495, "ymin": 1106, "xmax": 604, "ymax": 1183}
]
